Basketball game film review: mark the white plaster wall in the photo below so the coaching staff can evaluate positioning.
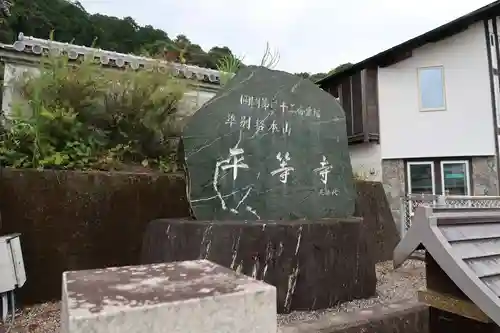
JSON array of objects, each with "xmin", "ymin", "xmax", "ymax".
[
  {"xmin": 349, "ymin": 143, "xmax": 382, "ymax": 181},
  {"xmin": 180, "ymin": 90, "xmax": 216, "ymax": 116},
  {"xmin": 1, "ymin": 63, "xmax": 40, "ymax": 115},
  {"xmin": 378, "ymin": 22, "xmax": 496, "ymax": 159}
]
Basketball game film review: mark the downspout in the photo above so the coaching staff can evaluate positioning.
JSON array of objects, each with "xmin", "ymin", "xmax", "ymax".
[{"xmin": 484, "ymin": 19, "xmax": 500, "ymax": 195}]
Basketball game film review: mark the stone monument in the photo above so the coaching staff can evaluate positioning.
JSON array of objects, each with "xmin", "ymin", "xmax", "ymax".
[
  {"xmin": 141, "ymin": 66, "xmax": 376, "ymax": 314},
  {"xmin": 183, "ymin": 65, "xmax": 356, "ymax": 221}
]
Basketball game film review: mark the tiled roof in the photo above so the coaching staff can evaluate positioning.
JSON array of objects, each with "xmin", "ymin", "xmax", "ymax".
[
  {"xmin": 0, "ymin": 33, "xmax": 225, "ymax": 85},
  {"xmin": 394, "ymin": 206, "xmax": 500, "ymax": 325}
]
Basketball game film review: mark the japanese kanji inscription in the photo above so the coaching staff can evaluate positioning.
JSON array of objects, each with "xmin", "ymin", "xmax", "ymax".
[{"xmin": 183, "ymin": 65, "xmax": 356, "ymax": 221}]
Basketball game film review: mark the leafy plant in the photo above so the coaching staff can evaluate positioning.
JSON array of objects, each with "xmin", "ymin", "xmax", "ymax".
[
  {"xmin": 216, "ymin": 54, "xmax": 244, "ymax": 86},
  {"xmin": 0, "ymin": 45, "xmax": 186, "ymax": 172},
  {"xmin": 216, "ymin": 41, "xmax": 280, "ymax": 86}
]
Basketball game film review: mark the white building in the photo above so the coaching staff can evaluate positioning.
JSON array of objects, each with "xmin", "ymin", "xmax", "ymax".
[
  {"xmin": 0, "ymin": 34, "xmax": 220, "ymax": 120},
  {"xmin": 318, "ymin": 1, "xmax": 500, "ymax": 223}
]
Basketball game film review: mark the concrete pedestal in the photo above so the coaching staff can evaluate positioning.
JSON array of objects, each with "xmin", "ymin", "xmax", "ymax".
[{"xmin": 61, "ymin": 260, "xmax": 276, "ymax": 333}]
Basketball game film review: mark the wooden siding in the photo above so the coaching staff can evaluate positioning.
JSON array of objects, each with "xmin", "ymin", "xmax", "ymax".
[
  {"xmin": 351, "ymin": 72, "xmax": 363, "ymax": 135},
  {"xmin": 364, "ymin": 68, "xmax": 380, "ymax": 136},
  {"xmin": 320, "ymin": 68, "xmax": 380, "ymax": 144}
]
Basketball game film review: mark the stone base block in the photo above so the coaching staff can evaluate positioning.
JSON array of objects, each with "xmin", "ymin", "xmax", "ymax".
[
  {"xmin": 141, "ymin": 218, "xmax": 376, "ymax": 314},
  {"xmin": 61, "ymin": 260, "xmax": 276, "ymax": 333},
  {"xmin": 354, "ymin": 181, "xmax": 400, "ymax": 263},
  {"xmin": 280, "ymin": 300, "xmax": 429, "ymax": 333}
]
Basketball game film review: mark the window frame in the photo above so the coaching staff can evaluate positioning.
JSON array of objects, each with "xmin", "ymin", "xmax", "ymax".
[
  {"xmin": 417, "ymin": 66, "xmax": 447, "ymax": 112},
  {"xmin": 440, "ymin": 160, "xmax": 471, "ymax": 196},
  {"xmin": 407, "ymin": 161, "xmax": 436, "ymax": 195}
]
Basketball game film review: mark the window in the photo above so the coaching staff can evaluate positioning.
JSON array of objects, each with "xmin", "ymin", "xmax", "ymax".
[
  {"xmin": 440, "ymin": 161, "xmax": 470, "ymax": 195},
  {"xmin": 417, "ymin": 66, "xmax": 446, "ymax": 111},
  {"xmin": 406, "ymin": 160, "xmax": 472, "ymax": 196},
  {"xmin": 407, "ymin": 162, "xmax": 435, "ymax": 195}
]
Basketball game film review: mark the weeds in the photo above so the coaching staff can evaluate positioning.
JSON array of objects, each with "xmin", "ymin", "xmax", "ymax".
[{"xmin": 0, "ymin": 49, "xmax": 186, "ymax": 172}]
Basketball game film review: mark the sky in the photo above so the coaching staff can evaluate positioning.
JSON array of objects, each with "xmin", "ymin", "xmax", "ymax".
[{"xmin": 78, "ymin": 0, "xmax": 494, "ymax": 74}]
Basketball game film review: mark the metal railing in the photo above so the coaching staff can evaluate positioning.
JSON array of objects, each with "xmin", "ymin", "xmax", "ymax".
[{"xmin": 400, "ymin": 194, "xmax": 500, "ymax": 237}]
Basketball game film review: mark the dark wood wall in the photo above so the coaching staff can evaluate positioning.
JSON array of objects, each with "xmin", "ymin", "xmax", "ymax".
[{"xmin": 321, "ymin": 68, "xmax": 380, "ymax": 144}]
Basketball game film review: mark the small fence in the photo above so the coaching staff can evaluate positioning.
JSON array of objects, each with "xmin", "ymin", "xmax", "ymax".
[{"xmin": 400, "ymin": 194, "xmax": 500, "ymax": 237}]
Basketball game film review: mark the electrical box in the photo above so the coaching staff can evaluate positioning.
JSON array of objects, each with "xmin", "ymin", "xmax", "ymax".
[{"xmin": 0, "ymin": 234, "xmax": 26, "ymax": 294}]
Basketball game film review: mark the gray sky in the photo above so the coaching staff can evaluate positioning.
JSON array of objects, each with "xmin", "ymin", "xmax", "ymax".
[{"xmin": 78, "ymin": 0, "xmax": 493, "ymax": 73}]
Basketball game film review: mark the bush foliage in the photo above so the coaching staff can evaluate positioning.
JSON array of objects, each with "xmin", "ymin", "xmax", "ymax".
[{"xmin": 0, "ymin": 53, "xmax": 186, "ymax": 172}]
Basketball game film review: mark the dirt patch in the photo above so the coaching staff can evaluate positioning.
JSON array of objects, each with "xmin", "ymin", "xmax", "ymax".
[
  {"xmin": 0, "ymin": 260, "xmax": 424, "ymax": 332},
  {"xmin": 0, "ymin": 302, "xmax": 60, "ymax": 333}
]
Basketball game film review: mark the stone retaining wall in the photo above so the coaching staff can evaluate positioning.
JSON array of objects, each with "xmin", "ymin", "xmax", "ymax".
[
  {"xmin": 0, "ymin": 168, "xmax": 189, "ymax": 304},
  {"xmin": 0, "ymin": 168, "xmax": 398, "ymax": 304}
]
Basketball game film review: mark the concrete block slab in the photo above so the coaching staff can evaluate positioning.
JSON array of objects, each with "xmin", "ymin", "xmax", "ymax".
[{"xmin": 61, "ymin": 259, "xmax": 276, "ymax": 333}]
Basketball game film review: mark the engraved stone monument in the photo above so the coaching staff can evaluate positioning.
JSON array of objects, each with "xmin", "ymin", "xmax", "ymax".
[
  {"xmin": 183, "ymin": 65, "xmax": 356, "ymax": 221},
  {"xmin": 141, "ymin": 66, "xmax": 375, "ymax": 314}
]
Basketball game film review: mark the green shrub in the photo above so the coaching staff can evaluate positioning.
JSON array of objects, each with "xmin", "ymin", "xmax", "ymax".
[{"xmin": 0, "ymin": 51, "xmax": 186, "ymax": 172}]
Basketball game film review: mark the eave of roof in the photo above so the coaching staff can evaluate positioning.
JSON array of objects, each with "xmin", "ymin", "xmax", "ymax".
[
  {"xmin": 394, "ymin": 206, "xmax": 500, "ymax": 326},
  {"xmin": 317, "ymin": 0, "xmax": 500, "ymax": 85}
]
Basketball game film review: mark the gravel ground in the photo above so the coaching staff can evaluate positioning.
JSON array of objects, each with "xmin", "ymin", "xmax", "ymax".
[
  {"xmin": 0, "ymin": 260, "xmax": 424, "ymax": 332},
  {"xmin": 278, "ymin": 259, "xmax": 426, "ymax": 326},
  {"xmin": 0, "ymin": 302, "xmax": 60, "ymax": 333}
]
